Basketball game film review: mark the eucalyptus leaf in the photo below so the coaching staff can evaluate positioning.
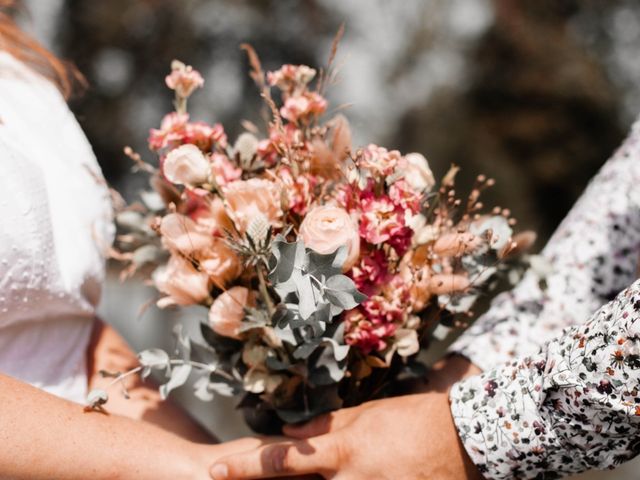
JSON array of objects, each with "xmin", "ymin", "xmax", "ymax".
[
  {"xmin": 324, "ymin": 274, "xmax": 366, "ymax": 310},
  {"xmin": 159, "ymin": 363, "xmax": 192, "ymax": 399},
  {"xmin": 138, "ymin": 348, "xmax": 170, "ymax": 377},
  {"xmin": 132, "ymin": 245, "xmax": 164, "ymax": 267},
  {"xmin": 269, "ymin": 237, "xmax": 306, "ymax": 297}
]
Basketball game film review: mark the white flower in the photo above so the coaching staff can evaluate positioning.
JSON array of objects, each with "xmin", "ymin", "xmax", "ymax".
[
  {"xmin": 163, "ymin": 144, "xmax": 210, "ymax": 187},
  {"xmin": 402, "ymin": 153, "xmax": 435, "ymax": 192}
]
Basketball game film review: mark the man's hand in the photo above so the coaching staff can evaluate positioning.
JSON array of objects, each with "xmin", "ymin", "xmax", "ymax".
[{"xmin": 209, "ymin": 356, "xmax": 483, "ymax": 480}]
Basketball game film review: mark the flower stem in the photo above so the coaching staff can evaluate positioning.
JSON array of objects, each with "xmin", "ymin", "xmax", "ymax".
[{"xmin": 257, "ymin": 263, "xmax": 275, "ymax": 316}]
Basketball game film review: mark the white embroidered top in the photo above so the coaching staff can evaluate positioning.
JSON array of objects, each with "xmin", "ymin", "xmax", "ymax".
[{"xmin": 0, "ymin": 51, "xmax": 113, "ymax": 403}]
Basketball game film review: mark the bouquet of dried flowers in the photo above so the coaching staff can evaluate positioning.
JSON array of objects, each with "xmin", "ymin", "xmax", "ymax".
[{"xmin": 91, "ymin": 44, "xmax": 533, "ymax": 433}]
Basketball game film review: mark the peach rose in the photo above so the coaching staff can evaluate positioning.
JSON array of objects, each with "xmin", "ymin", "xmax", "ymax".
[
  {"xmin": 163, "ymin": 144, "xmax": 210, "ymax": 187},
  {"xmin": 192, "ymin": 197, "xmax": 234, "ymax": 236},
  {"xmin": 223, "ymin": 178, "xmax": 283, "ymax": 233},
  {"xmin": 401, "ymin": 153, "xmax": 435, "ymax": 193},
  {"xmin": 208, "ymin": 286, "xmax": 251, "ymax": 339},
  {"xmin": 299, "ymin": 205, "xmax": 360, "ymax": 271},
  {"xmin": 160, "ymin": 213, "xmax": 213, "ymax": 255},
  {"xmin": 153, "ymin": 255, "xmax": 210, "ymax": 308},
  {"xmin": 200, "ymin": 238, "xmax": 241, "ymax": 288}
]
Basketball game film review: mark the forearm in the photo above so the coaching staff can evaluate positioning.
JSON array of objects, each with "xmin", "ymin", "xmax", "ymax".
[
  {"xmin": 0, "ymin": 373, "xmax": 210, "ymax": 480},
  {"xmin": 450, "ymin": 278, "xmax": 640, "ymax": 479},
  {"xmin": 87, "ymin": 319, "xmax": 213, "ymax": 443}
]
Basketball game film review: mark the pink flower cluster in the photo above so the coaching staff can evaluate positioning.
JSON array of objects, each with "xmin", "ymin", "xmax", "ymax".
[
  {"xmin": 268, "ymin": 65, "xmax": 328, "ymax": 124},
  {"xmin": 149, "ymin": 112, "xmax": 227, "ymax": 152}
]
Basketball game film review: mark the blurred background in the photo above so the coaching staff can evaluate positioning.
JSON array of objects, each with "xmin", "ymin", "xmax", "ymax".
[{"xmin": 18, "ymin": 1, "xmax": 640, "ymax": 478}]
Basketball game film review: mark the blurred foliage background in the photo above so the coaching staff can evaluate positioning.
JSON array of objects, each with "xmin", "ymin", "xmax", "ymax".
[{"xmin": 22, "ymin": 0, "xmax": 640, "ymax": 242}]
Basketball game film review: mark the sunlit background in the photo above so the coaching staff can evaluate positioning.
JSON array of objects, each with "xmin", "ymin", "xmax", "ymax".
[{"xmin": 18, "ymin": 1, "xmax": 640, "ymax": 477}]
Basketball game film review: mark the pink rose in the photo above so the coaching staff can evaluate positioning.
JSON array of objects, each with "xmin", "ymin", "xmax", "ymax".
[
  {"xmin": 163, "ymin": 144, "xmax": 211, "ymax": 187},
  {"xmin": 154, "ymin": 255, "xmax": 210, "ymax": 308},
  {"xmin": 223, "ymin": 178, "xmax": 283, "ymax": 233},
  {"xmin": 299, "ymin": 205, "xmax": 361, "ymax": 272},
  {"xmin": 208, "ymin": 286, "xmax": 251, "ymax": 339},
  {"xmin": 160, "ymin": 213, "xmax": 213, "ymax": 255},
  {"xmin": 200, "ymin": 238, "xmax": 241, "ymax": 288},
  {"xmin": 165, "ymin": 60, "xmax": 204, "ymax": 99}
]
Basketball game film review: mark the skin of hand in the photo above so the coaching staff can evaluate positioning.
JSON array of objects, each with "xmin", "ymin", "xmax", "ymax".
[
  {"xmin": 87, "ymin": 318, "xmax": 213, "ymax": 443},
  {"xmin": 209, "ymin": 355, "xmax": 483, "ymax": 480}
]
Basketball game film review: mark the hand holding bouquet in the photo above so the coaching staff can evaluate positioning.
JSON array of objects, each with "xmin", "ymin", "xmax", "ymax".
[{"xmin": 94, "ymin": 49, "xmax": 533, "ymax": 433}]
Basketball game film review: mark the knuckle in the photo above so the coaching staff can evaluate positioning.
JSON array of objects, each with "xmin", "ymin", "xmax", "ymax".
[{"xmin": 267, "ymin": 445, "xmax": 292, "ymax": 474}]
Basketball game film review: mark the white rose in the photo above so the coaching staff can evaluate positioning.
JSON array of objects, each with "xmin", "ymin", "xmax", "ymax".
[
  {"xmin": 163, "ymin": 144, "xmax": 210, "ymax": 187},
  {"xmin": 403, "ymin": 153, "xmax": 435, "ymax": 192}
]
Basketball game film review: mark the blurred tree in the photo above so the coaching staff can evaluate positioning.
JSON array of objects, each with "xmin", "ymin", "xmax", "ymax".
[
  {"xmin": 57, "ymin": 0, "xmax": 337, "ymax": 194},
  {"xmin": 397, "ymin": 0, "xmax": 625, "ymax": 239}
]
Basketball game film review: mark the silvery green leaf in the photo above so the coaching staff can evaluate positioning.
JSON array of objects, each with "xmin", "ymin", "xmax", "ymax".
[
  {"xmin": 193, "ymin": 376, "xmax": 235, "ymax": 401},
  {"xmin": 193, "ymin": 376, "xmax": 215, "ymax": 401},
  {"xmin": 272, "ymin": 324, "xmax": 297, "ymax": 345},
  {"xmin": 138, "ymin": 349, "xmax": 170, "ymax": 378},
  {"xmin": 309, "ymin": 347, "xmax": 347, "ymax": 385},
  {"xmin": 305, "ymin": 246, "xmax": 346, "ymax": 279},
  {"xmin": 86, "ymin": 389, "xmax": 108, "ymax": 408},
  {"xmin": 320, "ymin": 337, "xmax": 350, "ymax": 362},
  {"xmin": 269, "ymin": 237, "xmax": 306, "ymax": 296},
  {"xmin": 324, "ymin": 274, "xmax": 367, "ymax": 310},
  {"xmin": 159, "ymin": 363, "xmax": 192, "ymax": 399},
  {"xmin": 297, "ymin": 274, "xmax": 319, "ymax": 320},
  {"xmin": 293, "ymin": 339, "xmax": 322, "ymax": 360},
  {"xmin": 140, "ymin": 190, "xmax": 166, "ymax": 212}
]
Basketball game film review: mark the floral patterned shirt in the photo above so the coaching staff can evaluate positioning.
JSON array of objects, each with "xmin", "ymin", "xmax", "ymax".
[{"xmin": 448, "ymin": 116, "xmax": 640, "ymax": 478}]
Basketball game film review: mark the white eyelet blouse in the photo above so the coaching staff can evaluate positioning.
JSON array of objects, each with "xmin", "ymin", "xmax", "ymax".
[{"xmin": 0, "ymin": 51, "xmax": 113, "ymax": 403}]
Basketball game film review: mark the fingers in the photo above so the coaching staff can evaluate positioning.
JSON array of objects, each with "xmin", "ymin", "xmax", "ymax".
[{"xmin": 210, "ymin": 435, "xmax": 341, "ymax": 479}]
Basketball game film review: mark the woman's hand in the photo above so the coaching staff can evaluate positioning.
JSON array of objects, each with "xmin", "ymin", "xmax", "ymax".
[{"xmin": 209, "ymin": 355, "xmax": 483, "ymax": 480}]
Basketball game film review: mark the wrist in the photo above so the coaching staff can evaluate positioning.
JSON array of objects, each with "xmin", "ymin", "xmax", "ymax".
[{"xmin": 430, "ymin": 354, "xmax": 482, "ymax": 392}]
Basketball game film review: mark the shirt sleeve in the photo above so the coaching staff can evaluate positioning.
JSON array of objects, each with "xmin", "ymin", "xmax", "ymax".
[
  {"xmin": 448, "ymin": 116, "xmax": 640, "ymax": 370},
  {"xmin": 449, "ymin": 278, "xmax": 640, "ymax": 479}
]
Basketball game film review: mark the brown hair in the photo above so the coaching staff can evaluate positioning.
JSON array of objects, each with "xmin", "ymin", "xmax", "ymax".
[{"xmin": 0, "ymin": 0, "xmax": 85, "ymax": 98}]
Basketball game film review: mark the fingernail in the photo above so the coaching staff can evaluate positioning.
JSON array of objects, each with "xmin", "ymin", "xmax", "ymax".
[{"xmin": 210, "ymin": 464, "xmax": 228, "ymax": 480}]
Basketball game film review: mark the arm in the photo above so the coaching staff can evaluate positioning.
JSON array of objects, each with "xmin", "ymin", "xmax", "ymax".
[
  {"xmin": 0, "ymin": 372, "xmax": 221, "ymax": 480},
  {"xmin": 450, "ymin": 116, "xmax": 640, "ymax": 369},
  {"xmin": 450, "ymin": 277, "xmax": 640, "ymax": 479},
  {"xmin": 87, "ymin": 318, "xmax": 213, "ymax": 443}
]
